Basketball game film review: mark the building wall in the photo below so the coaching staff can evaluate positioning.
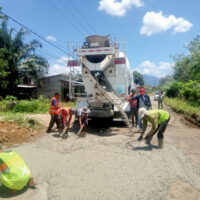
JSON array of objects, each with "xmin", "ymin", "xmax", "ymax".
[
  {"xmin": 38, "ymin": 74, "xmax": 85, "ymax": 100},
  {"xmin": 37, "ymin": 75, "xmax": 62, "ymax": 99}
]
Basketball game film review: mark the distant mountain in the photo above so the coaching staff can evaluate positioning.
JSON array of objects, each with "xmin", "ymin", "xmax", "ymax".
[{"xmin": 143, "ymin": 74, "xmax": 160, "ymax": 86}]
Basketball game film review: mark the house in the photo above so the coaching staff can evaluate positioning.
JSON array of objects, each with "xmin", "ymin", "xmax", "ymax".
[{"xmin": 37, "ymin": 74, "xmax": 85, "ymax": 100}]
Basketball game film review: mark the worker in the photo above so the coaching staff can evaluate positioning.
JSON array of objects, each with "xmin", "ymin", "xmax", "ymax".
[
  {"xmin": 57, "ymin": 107, "xmax": 76, "ymax": 137},
  {"xmin": 137, "ymin": 108, "xmax": 170, "ymax": 148},
  {"xmin": 0, "ymin": 145, "xmax": 36, "ymax": 192},
  {"xmin": 77, "ymin": 107, "xmax": 90, "ymax": 128},
  {"xmin": 126, "ymin": 88, "xmax": 152, "ymax": 132},
  {"xmin": 46, "ymin": 92, "xmax": 61, "ymax": 133},
  {"xmin": 77, "ymin": 107, "xmax": 90, "ymax": 137},
  {"xmin": 128, "ymin": 88, "xmax": 138, "ymax": 127},
  {"xmin": 158, "ymin": 91, "xmax": 164, "ymax": 109}
]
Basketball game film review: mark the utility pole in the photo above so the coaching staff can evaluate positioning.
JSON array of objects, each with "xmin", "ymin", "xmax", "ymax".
[{"xmin": 67, "ymin": 41, "xmax": 79, "ymax": 99}]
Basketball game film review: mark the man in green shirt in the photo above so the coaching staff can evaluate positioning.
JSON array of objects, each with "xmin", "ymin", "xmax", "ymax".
[
  {"xmin": 0, "ymin": 145, "xmax": 36, "ymax": 191},
  {"xmin": 137, "ymin": 108, "xmax": 170, "ymax": 148}
]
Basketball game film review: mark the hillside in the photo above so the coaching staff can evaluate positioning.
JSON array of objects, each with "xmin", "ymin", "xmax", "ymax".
[{"xmin": 143, "ymin": 74, "xmax": 160, "ymax": 86}]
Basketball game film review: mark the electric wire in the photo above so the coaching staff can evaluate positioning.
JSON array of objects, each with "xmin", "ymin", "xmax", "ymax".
[
  {"xmin": 45, "ymin": 0, "xmax": 85, "ymax": 37},
  {"xmin": 57, "ymin": 0, "xmax": 90, "ymax": 35},
  {"xmin": 68, "ymin": 0, "xmax": 97, "ymax": 34},
  {"xmin": 0, "ymin": 10, "xmax": 68, "ymax": 54},
  {"xmin": 8, "ymin": 21, "xmax": 66, "ymax": 54},
  {"xmin": 7, "ymin": 23, "xmax": 65, "ymax": 62}
]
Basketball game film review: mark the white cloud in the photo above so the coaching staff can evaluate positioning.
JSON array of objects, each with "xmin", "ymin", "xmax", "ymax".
[
  {"xmin": 46, "ymin": 35, "xmax": 56, "ymax": 42},
  {"xmin": 48, "ymin": 56, "xmax": 81, "ymax": 76},
  {"xmin": 140, "ymin": 11, "xmax": 193, "ymax": 36},
  {"xmin": 98, "ymin": 0, "xmax": 144, "ymax": 17},
  {"xmin": 135, "ymin": 61, "xmax": 174, "ymax": 78},
  {"xmin": 48, "ymin": 63, "xmax": 70, "ymax": 76},
  {"xmin": 56, "ymin": 56, "xmax": 68, "ymax": 64}
]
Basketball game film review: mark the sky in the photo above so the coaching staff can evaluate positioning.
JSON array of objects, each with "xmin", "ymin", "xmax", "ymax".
[{"xmin": 0, "ymin": 0, "xmax": 199, "ymax": 78}]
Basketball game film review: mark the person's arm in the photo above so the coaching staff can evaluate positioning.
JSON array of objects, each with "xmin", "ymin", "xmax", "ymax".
[
  {"xmin": 78, "ymin": 116, "xmax": 83, "ymax": 127},
  {"xmin": 0, "ymin": 159, "xmax": 10, "ymax": 174},
  {"xmin": 147, "ymin": 95, "xmax": 152, "ymax": 109},
  {"xmin": 62, "ymin": 112, "xmax": 67, "ymax": 127},
  {"xmin": 147, "ymin": 114, "xmax": 159, "ymax": 136},
  {"xmin": 78, "ymin": 115, "xmax": 87, "ymax": 128},
  {"xmin": 52, "ymin": 99, "xmax": 61, "ymax": 109},
  {"xmin": 130, "ymin": 95, "xmax": 139, "ymax": 100},
  {"xmin": 125, "ymin": 94, "xmax": 139, "ymax": 101},
  {"xmin": 138, "ymin": 118, "xmax": 147, "ymax": 141},
  {"xmin": 82, "ymin": 116, "xmax": 88, "ymax": 126},
  {"xmin": 67, "ymin": 114, "xmax": 72, "ymax": 128}
]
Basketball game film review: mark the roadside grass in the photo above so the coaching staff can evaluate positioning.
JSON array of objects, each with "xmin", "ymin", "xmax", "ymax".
[
  {"xmin": 2, "ymin": 113, "xmax": 42, "ymax": 130},
  {"xmin": 0, "ymin": 95, "xmax": 77, "ymax": 114},
  {"xmin": 164, "ymin": 97, "xmax": 200, "ymax": 119},
  {"xmin": 61, "ymin": 101, "xmax": 77, "ymax": 108}
]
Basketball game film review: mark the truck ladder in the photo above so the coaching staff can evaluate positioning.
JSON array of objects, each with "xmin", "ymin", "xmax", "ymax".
[{"xmin": 82, "ymin": 66, "xmax": 133, "ymax": 134}]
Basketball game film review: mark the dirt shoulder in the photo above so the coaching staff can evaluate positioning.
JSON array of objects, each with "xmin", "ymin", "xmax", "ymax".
[
  {"xmin": 153, "ymin": 101, "xmax": 200, "ymax": 167},
  {"xmin": 0, "ymin": 101, "xmax": 200, "ymax": 200}
]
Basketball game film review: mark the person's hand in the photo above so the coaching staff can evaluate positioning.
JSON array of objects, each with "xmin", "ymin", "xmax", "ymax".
[
  {"xmin": 125, "ymin": 96, "xmax": 130, "ymax": 101},
  {"xmin": 81, "ymin": 124, "xmax": 84, "ymax": 129},
  {"xmin": 138, "ymin": 135, "xmax": 143, "ymax": 141}
]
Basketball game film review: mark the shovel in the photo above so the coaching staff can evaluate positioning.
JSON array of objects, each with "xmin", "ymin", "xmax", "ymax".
[
  {"xmin": 77, "ymin": 125, "xmax": 86, "ymax": 137},
  {"xmin": 61, "ymin": 128, "xmax": 69, "ymax": 139}
]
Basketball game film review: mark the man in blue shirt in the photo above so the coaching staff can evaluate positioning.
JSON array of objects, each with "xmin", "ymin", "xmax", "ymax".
[{"xmin": 126, "ymin": 88, "xmax": 152, "ymax": 132}]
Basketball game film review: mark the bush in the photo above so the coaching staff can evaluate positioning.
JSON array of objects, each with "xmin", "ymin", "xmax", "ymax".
[
  {"xmin": 166, "ymin": 81, "xmax": 181, "ymax": 98},
  {"xmin": 165, "ymin": 97, "xmax": 200, "ymax": 118},
  {"xmin": 0, "ymin": 95, "xmax": 77, "ymax": 114},
  {"xmin": 0, "ymin": 95, "xmax": 49, "ymax": 113},
  {"xmin": 166, "ymin": 80, "xmax": 200, "ymax": 106},
  {"xmin": 0, "ymin": 95, "xmax": 18, "ymax": 112},
  {"xmin": 14, "ymin": 96, "xmax": 49, "ymax": 113}
]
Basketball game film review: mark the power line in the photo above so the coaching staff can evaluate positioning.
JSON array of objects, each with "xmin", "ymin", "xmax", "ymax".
[
  {"xmin": 7, "ymin": 23, "xmax": 65, "ymax": 61},
  {"xmin": 8, "ymin": 20, "xmax": 66, "ymax": 54},
  {"xmin": 0, "ymin": 10, "xmax": 68, "ymax": 54},
  {"xmin": 45, "ymin": 0, "xmax": 85, "ymax": 37},
  {"xmin": 68, "ymin": 0, "xmax": 97, "ymax": 34},
  {"xmin": 57, "ymin": 0, "xmax": 90, "ymax": 35}
]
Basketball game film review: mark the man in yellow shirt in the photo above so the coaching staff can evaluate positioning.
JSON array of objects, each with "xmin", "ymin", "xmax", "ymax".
[
  {"xmin": 0, "ymin": 145, "xmax": 36, "ymax": 192},
  {"xmin": 137, "ymin": 108, "xmax": 170, "ymax": 148}
]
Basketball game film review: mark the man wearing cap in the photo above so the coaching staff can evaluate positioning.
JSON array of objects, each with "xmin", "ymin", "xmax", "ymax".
[
  {"xmin": 128, "ymin": 89, "xmax": 138, "ymax": 127},
  {"xmin": 0, "ymin": 145, "xmax": 36, "ymax": 192},
  {"xmin": 47, "ymin": 92, "xmax": 61, "ymax": 133},
  {"xmin": 126, "ymin": 88, "xmax": 152, "ymax": 131},
  {"xmin": 137, "ymin": 108, "xmax": 170, "ymax": 148},
  {"xmin": 57, "ymin": 107, "xmax": 76, "ymax": 137},
  {"xmin": 77, "ymin": 107, "xmax": 90, "ymax": 129}
]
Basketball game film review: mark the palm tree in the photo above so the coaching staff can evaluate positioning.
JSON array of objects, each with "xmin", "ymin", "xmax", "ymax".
[{"xmin": 0, "ymin": 15, "xmax": 49, "ymax": 97}]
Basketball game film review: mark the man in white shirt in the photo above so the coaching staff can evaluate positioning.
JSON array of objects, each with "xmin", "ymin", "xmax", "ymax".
[{"xmin": 77, "ymin": 107, "xmax": 90, "ymax": 136}]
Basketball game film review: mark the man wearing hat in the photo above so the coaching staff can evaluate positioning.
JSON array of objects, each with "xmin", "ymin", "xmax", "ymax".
[
  {"xmin": 77, "ymin": 107, "xmax": 90, "ymax": 129},
  {"xmin": 0, "ymin": 145, "xmax": 36, "ymax": 192},
  {"xmin": 126, "ymin": 88, "xmax": 152, "ymax": 132},
  {"xmin": 137, "ymin": 108, "xmax": 170, "ymax": 148}
]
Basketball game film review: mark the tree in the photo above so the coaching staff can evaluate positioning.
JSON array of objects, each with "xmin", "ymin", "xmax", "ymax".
[
  {"xmin": 172, "ymin": 35, "xmax": 200, "ymax": 82},
  {"xmin": 133, "ymin": 71, "xmax": 144, "ymax": 86},
  {"xmin": 0, "ymin": 13, "xmax": 49, "ymax": 97},
  {"xmin": 187, "ymin": 35, "xmax": 200, "ymax": 81}
]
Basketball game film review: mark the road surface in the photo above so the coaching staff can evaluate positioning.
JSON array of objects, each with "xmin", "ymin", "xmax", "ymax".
[{"xmin": 0, "ymin": 99, "xmax": 200, "ymax": 200}]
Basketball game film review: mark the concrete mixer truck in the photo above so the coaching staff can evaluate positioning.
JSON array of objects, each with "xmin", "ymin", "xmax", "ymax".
[{"xmin": 74, "ymin": 35, "xmax": 134, "ymax": 127}]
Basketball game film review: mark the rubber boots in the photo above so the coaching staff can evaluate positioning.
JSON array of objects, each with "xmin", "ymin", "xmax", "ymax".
[
  {"xmin": 146, "ymin": 135, "xmax": 153, "ymax": 144},
  {"xmin": 158, "ymin": 138, "xmax": 163, "ymax": 148}
]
